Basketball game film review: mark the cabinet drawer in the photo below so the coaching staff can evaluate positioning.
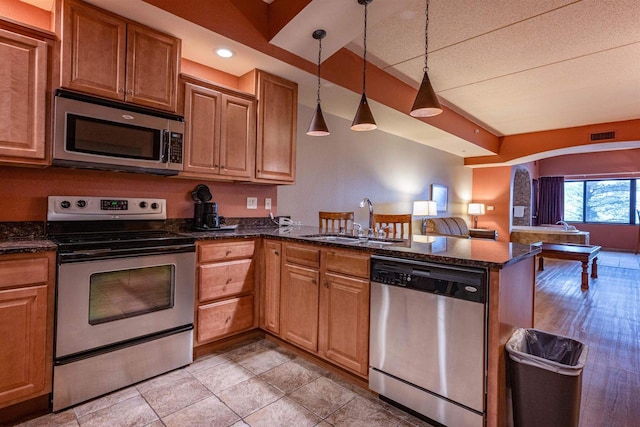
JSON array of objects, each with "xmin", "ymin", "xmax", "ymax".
[
  {"xmin": 0, "ymin": 257, "xmax": 49, "ymax": 289},
  {"xmin": 197, "ymin": 295, "xmax": 254, "ymax": 343},
  {"xmin": 285, "ymin": 244, "xmax": 320, "ymax": 268},
  {"xmin": 325, "ymin": 250, "xmax": 370, "ymax": 278},
  {"xmin": 199, "ymin": 259, "xmax": 254, "ymax": 302},
  {"xmin": 198, "ymin": 240, "xmax": 255, "ymax": 262}
]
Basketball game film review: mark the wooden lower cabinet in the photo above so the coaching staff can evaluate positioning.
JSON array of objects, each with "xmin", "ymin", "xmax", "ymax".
[
  {"xmin": 273, "ymin": 241, "xmax": 370, "ymax": 377},
  {"xmin": 261, "ymin": 240, "xmax": 281, "ymax": 334},
  {"xmin": 281, "ymin": 263, "xmax": 319, "ymax": 352},
  {"xmin": 194, "ymin": 240, "xmax": 257, "ymax": 347},
  {"xmin": 0, "ymin": 252, "xmax": 55, "ymax": 409},
  {"xmin": 197, "ymin": 295, "xmax": 254, "ymax": 343},
  {"xmin": 319, "ymin": 272, "xmax": 370, "ymax": 376}
]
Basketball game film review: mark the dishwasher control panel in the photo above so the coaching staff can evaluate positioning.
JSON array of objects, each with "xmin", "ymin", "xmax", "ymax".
[{"xmin": 370, "ymin": 255, "xmax": 486, "ymax": 303}]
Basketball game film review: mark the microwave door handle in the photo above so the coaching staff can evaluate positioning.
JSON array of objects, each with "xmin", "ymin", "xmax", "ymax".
[{"xmin": 161, "ymin": 129, "xmax": 169, "ymax": 163}]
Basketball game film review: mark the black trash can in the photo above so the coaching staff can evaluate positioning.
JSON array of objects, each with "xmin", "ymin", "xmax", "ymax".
[{"xmin": 506, "ymin": 328, "xmax": 588, "ymax": 427}]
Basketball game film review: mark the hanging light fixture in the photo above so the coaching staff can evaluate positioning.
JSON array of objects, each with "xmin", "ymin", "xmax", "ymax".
[
  {"xmin": 351, "ymin": 0, "xmax": 377, "ymax": 131},
  {"xmin": 410, "ymin": 0, "xmax": 442, "ymax": 117},
  {"xmin": 307, "ymin": 29, "xmax": 330, "ymax": 136}
]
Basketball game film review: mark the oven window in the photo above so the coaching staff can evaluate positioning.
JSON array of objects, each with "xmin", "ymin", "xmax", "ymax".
[
  {"xmin": 67, "ymin": 114, "xmax": 161, "ymax": 160},
  {"xmin": 89, "ymin": 265, "xmax": 174, "ymax": 325}
]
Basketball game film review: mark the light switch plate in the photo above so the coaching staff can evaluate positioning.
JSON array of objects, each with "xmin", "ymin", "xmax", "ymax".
[
  {"xmin": 265, "ymin": 198, "xmax": 272, "ymax": 210},
  {"xmin": 246, "ymin": 197, "xmax": 258, "ymax": 209}
]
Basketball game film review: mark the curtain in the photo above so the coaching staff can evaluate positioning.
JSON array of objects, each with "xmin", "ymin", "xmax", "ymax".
[{"xmin": 537, "ymin": 176, "xmax": 564, "ymax": 225}]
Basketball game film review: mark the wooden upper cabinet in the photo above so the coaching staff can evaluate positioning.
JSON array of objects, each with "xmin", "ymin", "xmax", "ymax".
[
  {"xmin": 181, "ymin": 76, "xmax": 255, "ymax": 180},
  {"xmin": 0, "ymin": 25, "xmax": 49, "ymax": 165},
  {"xmin": 125, "ymin": 23, "xmax": 180, "ymax": 111},
  {"xmin": 59, "ymin": 0, "xmax": 180, "ymax": 112},
  {"xmin": 240, "ymin": 70, "xmax": 297, "ymax": 183}
]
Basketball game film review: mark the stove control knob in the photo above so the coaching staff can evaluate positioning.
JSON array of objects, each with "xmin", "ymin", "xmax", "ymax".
[
  {"xmin": 60, "ymin": 200, "xmax": 71, "ymax": 209},
  {"xmin": 139, "ymin": 201, "xmax": 148, "ymax": 209},
  {"xmin": 76, "ymin": 200, "xmax": 87, "ymax": 208},
  {"xmin": 151, "ymin": 202, "xmax": 159, "ymax": 210}
]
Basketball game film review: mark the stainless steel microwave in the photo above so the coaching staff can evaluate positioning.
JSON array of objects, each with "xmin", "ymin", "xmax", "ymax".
[{"xmin": 53, "ymin": 90, "xmax": 185, "ymax": 176}]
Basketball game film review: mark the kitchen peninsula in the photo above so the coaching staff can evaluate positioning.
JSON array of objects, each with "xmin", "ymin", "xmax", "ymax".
[{"xmin": 0, "ymin": 222, "xmax": 537, "ymax": 427}]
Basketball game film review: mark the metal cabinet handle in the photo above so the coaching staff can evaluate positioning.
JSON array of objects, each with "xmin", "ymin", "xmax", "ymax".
[
  {"xmin": 311, "ymin": 279, "xmax": 317, "ymax": 284},
  {"xmin": 274, "ymin": 250, "xmax": 279, "ymax": 256},
  {"xmin": 323, "ymin": 282, "xmax": 329, "ymax": 288}
]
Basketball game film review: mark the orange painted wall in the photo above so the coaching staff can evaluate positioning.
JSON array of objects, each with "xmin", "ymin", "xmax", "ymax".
[
  {"xmin": 0, "ymin": 166, "xmax": 277, "ymax": 222},
  {"xmin": 472, "ymin": 166, "xmax": 512, "ymax": 242},
  {"xmin": 466, "ymin": 119, "xmax": 640, "ymax": 166},
  {"xmin": 0, "ymin": 0, "xmax": 51, "ymax": 30}
]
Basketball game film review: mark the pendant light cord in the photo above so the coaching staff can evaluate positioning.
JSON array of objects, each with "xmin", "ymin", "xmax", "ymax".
[
  {"xmin": 424, "ymin": 0, "xmax": 430, "ymax": 73},
  {"xmin": 316, "ymin": 36, "xmax": 322, "ymax": 105},
  {"xmin": 362, "ymin": 0, "xmax": 368, "ymax": 94}
]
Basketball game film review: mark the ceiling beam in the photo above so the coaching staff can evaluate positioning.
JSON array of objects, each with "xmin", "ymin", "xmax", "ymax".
[
  {"xmin": 143, "ymin": 0, "xmax": 500, "ymax": 154},
  {"xmin": 464, "ymin": 119, "xmax": 640, "ymax": 167}
]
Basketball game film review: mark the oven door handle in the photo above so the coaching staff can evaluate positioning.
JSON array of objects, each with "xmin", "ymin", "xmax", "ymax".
[{"xmin": 59, "ymin": 244, "xmax": 195, "ymax": 262}]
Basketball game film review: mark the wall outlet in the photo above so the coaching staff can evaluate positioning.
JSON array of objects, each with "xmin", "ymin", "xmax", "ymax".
[
  {"xmin": 265, "ymin": 198, "xmax": 272, "ymax": 210},
  {"xmin": 246, "ymin": 197, "xmax": 258, "ymax": 209},
  {"xmin": 487, "ymin": 205, "xmax": 495, "ymax": 211}
]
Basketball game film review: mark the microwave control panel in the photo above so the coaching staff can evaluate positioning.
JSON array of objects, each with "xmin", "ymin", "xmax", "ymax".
[{"xmin": 169, "ymin": 132, "xmax": 183, "ymax": 164}]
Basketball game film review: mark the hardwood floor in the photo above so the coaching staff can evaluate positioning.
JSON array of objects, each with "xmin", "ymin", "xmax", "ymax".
[{"xmin": 534, "ymin": 251, "xmax": 640, "ymax": 427}]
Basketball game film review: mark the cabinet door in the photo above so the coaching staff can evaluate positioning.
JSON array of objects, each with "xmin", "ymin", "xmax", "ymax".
[
  {"xmin": 261, "ymin": 240, "xmax": 281, "ymax": 335},
  {"xmin": 61, "ymin": 0, "xmax": 126, "ymax": 100},
  {"xmin": 281, "ymin": 264, "xmax": 319, "ymax": 352},
  {"xmin": 183, "ymin": 83, "xmax": 222, "ymax": 175},
  {"xmin": 255, "ymin": 71, "xmax": 297, "ymax": 182},
  {"xmin": 219, "ymin": 94, "xmax": 254, "ymax": 179},
  {"xmin": 199, "ymin": 258, "xmax": 254, "ymax": 302},
  {"xmin": 319, "ymin": 272, "xmax": 370, "ymax": 376},
  {"xmin": 0, "ymin": 253, "xmax": 53, "ymax": 409},
  {"xmin": 0, "ymin": 29, "xmax": 47, "ymax": 163},
  {"xmin": 125, "ymin": 23, "xmax": 179, "ymax": 111}
]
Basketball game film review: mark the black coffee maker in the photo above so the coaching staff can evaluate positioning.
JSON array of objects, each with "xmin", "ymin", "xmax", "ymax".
[{"xmin": 192, "ymin": 184, "xmax": 220, "ymax": 230}]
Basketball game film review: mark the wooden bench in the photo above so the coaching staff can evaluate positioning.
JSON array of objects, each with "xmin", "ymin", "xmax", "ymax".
[{"xmin": 538, "ymin": 243, "xmax": 601, "ymax": 290}]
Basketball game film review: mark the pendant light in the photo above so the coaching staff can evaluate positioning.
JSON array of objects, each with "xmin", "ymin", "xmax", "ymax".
[
  {"xmin": 307, "ymin": 29, "xmax": 330, "ymax": 136},
  {"xmin": 351, "ymin": 0, "xmax": 377, "ymax": 131},
  {"xmin": 410, "ymin": 0, "xmax": 442, "ymax": 117}
]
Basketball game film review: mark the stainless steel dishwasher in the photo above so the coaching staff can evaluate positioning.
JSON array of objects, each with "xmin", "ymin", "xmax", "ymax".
[{"xmin": 369, "ymin": 255, "xmax": 488, "ymax": 427}]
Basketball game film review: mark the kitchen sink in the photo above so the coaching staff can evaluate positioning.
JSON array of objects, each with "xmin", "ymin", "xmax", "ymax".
[{"xmin": 301, "ymin": 234, "xmax": 402, "ymax": 246}]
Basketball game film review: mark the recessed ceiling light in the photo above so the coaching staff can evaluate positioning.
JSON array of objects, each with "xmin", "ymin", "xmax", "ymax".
[{"xmin": 215, "ymin": 48, "xmax": 234, "ymax": 58}]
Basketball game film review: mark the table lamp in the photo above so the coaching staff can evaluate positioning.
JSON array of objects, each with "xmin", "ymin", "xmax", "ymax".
[
  {"xmin": 468, "ymin": 203, "xmax": 485, "ymax": 229},
  {"xmin": 413, "ymin": 200, "xmax": 438, "ymax": 234}
]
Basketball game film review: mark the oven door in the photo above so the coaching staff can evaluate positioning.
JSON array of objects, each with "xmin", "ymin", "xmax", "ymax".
[{"xmin": 55, "ymin": 251, "xmax": 195, "ymax": 358}]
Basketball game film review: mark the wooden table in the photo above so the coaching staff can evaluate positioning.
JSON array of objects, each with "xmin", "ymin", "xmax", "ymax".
[{"xmin": 538, "ymin": 243, "xmax": 601, "ymax": 289}]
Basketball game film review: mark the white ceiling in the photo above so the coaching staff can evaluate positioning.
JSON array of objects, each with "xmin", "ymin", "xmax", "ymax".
[{"xmin": 26, "ymin": 0, "xmax": 640, "ymax": 161}]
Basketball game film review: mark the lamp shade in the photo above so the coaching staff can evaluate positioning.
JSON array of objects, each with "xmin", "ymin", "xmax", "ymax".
[
  {"xmin": 410, "ymin": 71, "xmax": 443, "ymax": 117},
  {"xmin": 468, "ymin": 203, "xmax": 486, "ymax": 215},
  {"xmin": 306, "ymin": 104, "xmax": 330, "ymax": 136},
  {"xmin": 351, "ymin": 93, "xmax": 377, "ymax": 131},
  {"xmin": 413, "ymin": 200, "xmax": 438, "ymax": 216}
]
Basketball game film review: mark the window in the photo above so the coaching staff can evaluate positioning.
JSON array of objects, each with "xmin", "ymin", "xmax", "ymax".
[{"xmin": 564, "ymin": 179, "xmax": 638, "ymax": 224}]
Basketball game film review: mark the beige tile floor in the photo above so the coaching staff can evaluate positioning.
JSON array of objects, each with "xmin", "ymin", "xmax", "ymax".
[{"xmin": 16, "ymin": 339, "xmax": 433, "ymax": 427}]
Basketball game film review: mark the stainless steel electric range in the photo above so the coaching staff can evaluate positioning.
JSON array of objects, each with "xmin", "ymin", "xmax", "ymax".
[{"xmin": 47, "ymin": 196, "xmax": 195, "ymax": 411}]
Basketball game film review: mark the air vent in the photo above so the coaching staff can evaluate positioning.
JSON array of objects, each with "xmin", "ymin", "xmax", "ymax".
[{"xmin": 590, "ymin": 131, "xmax": 615, "ymax": 141}]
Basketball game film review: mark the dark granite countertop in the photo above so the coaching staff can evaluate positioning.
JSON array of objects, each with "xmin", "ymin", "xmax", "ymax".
[
  {"xmin": 0, "ymin": 223, "xmax": 540, "ymax": 268},
  {"xmin": 185, "ymin": 225, "xmax": 540, "ymax": 269},
  {"xmin": 0, "ymin": 239, "xmax": 58, "ymax": 255}
]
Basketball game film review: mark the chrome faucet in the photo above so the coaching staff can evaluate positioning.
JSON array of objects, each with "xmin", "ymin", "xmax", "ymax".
[
  {"xmin": 360, "ymin": 197, "xmax": 374, "ymax": 236},
  {"xmin": 556, "ymin": 220, "xmax": 569, "ymax": 231}
]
